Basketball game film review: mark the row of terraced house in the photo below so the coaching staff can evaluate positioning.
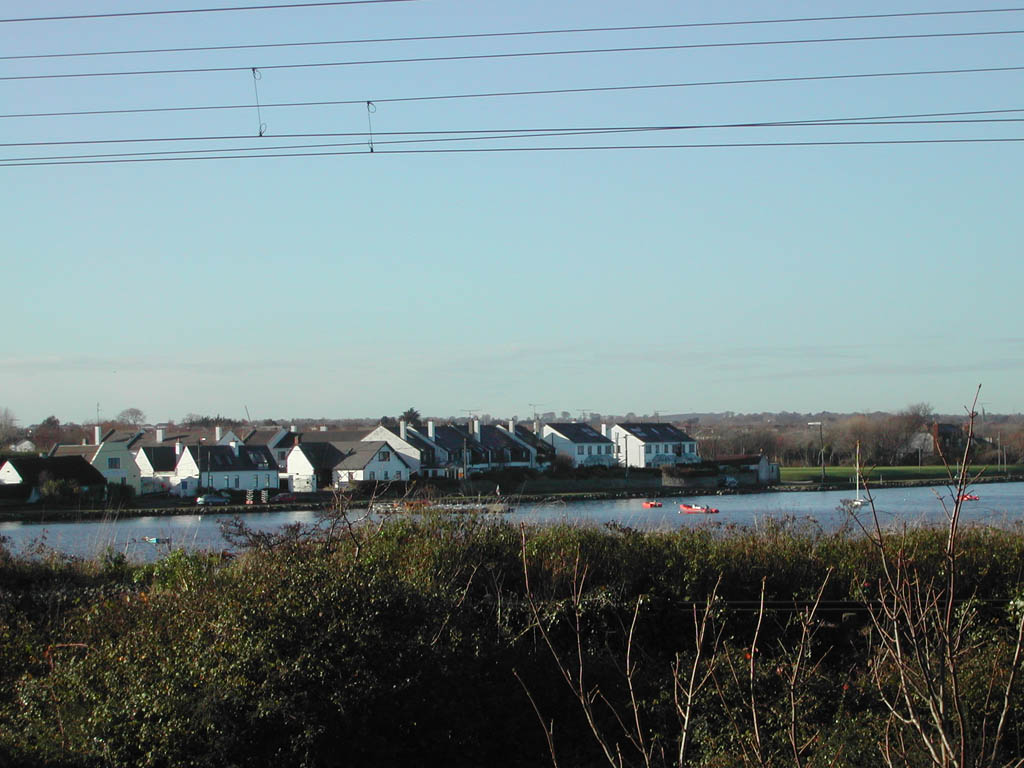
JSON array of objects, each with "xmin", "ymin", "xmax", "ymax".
[{"xmin": 6, "ymin": 419, "xmax": 705, "ymax": 496}]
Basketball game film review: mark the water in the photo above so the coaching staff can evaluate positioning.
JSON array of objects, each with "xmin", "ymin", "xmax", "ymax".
[{"xmin": 2, "ymin": 482, "xmax": 1022, "ymax": 560}]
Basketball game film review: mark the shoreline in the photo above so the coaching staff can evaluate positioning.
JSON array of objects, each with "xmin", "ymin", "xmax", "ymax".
[{"xmin": 1, "ymin": 473, "xmax": 1021, "ymax": 524}]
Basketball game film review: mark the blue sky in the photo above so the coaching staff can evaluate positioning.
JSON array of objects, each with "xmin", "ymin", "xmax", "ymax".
[{"xmin": 2, "ymin": 0, "xmax": 1022, "ymax": 425}]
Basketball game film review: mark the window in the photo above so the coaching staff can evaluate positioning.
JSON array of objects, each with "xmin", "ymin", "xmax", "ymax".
[
  {"xmin": 587, "ymin": 446, "xmax": 593, "ymax": 455},
  {"xmin": 107, "ymin": 457, "xmax": 120, "ymax": 469},
  {"xmin": 645, "ymin": 444, "xmax": 652, "ymax": 454},
  {"xmin": 369, "ymin": 471, "xmax": 375, "ymax": 480},
  {"xmin": 224, "ymin": 476, "xmax": 230, "ymax": 488},
  {"xmin": 577, "ymin": 446, "xmax": 585, "ymax": 455},
  {"xmin": 383, "ymin": 471, "xmax": 389, "ymax": 479},
  {"xmin": 265, "ymin": 474, "xmax": 270, "ymax": 487},
  {"xmin": 234, "ymin": 476, "xmax": 240, "ymax": 488},
  {"xmin": 395, "ymin": 470, "xmax": 402, "ymax": 480},
  {"xmin": 380, "ymin": 451, "xmax": 390, "ymax": 462}
]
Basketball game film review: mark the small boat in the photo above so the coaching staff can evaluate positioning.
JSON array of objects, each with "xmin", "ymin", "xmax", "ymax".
[
  {"xmin": 679, "ymin": 503, "xmax": 719, "ymax": 514},
  {"xmin": 142, "ymin": 536, "xmax": 171, "ymax": 545},
  {"xmin": 845, "ymin": 441, "xmax": 868, "ymax": 508},
  {"xmin": 642, "ymin": 500, "xmax": 663, "ymax": 508},
  {"xmin": 958, "ymin": 493, "xmax": 979, "ymax": 502}
]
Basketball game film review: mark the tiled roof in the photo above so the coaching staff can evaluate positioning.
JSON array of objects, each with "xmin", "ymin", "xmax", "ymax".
[
  {"xmin": 545, "ymin": 423, "xmax": 613, "ymax": 444},
  {"xmin": 615, "ymin": 423, "xmax": 696, "ymax": 443},
  {"xmin": 51, "ymin": 445, "xmax": 99, "ymax": 461}
]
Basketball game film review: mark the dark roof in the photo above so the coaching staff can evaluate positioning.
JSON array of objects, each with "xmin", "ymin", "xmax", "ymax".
[
  {"xmin": 139, "ymin": 445, "xmax": 179, "ymax": 472},
  {"xmin": 513, "ymin": 425, "xmax": 555, "ymax": 456},
  {"xmin": 545, "ymin": 423, "xmax": 612, "ymax": 444},
  {"xmin": 241, "ymin": 426, "xmax": 286, "ymax": 446},
  {"xmin": 51, "ymin": 445, "xmax": 99, "ymax": 461},
  {"xmin": 615, "ymin": 423, "xmax": 696, "ymax": 443},
  {"xmin": 420, "ymin": 424, "xmax": 485, "ymax": 454},
  {"xmin": 185, "ymin": 444, "xmax": 278, "ymax": 472},
  {"xmin": 1, "ymin": 456, "xmax": 107, "ymax": 486},
  {"xmin": 714, "ymin": 454, "xmax": 765, "ymax": 467},
  {"xmin": 294, "ymin": 442, "xmax": 348, "ymax": 471},
  {"xmin": 275, "ymin": 429, "xmax": 371, "ymax": 449}
]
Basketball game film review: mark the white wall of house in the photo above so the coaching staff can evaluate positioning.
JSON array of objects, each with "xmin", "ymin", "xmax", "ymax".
[
  {"xmin": 363, "ymin": 426, "xmax": 422, "ymax": 474},
  {"xmin": 133, "ymin": 451, "xmax": 177, "ymax": 495},
  {"xmin": 608, "ymin": 427, "xmax": 699, "ymax": 468},
  {"xmin": 0, "ymin": 462, "xmax": 24, "ymax": 484},
  {"xmin": 172, "ymin": 448, "xmax": 277, "ymax": 497},
  {"xmin": 540, "ymin": 426, "xmax": 615, "ymax": 468},
  {"xmin": 334, "ymin": 446, "xmax": 409, "ymax": 485},
  {"xmin": 91, "ymin": 443, "xmax": 143, "ymax": 493},
  {"xmin": 496, "ymin": 423, "xmax": 538, "ymax": 468},
  {"xmin": 285, "ymin": 448, "xmax": 318, "ymax": 492}
]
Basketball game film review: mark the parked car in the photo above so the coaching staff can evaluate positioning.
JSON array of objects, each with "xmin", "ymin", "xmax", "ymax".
[
  {"xmin": 269, "ymin": 492, "xmax": 299, "ymax": 503},
  {"xmin": 196, "ymin": 492, "xmax": 231, "ymax": 506}
]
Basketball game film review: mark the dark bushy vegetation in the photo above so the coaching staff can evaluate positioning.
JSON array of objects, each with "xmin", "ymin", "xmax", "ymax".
[{"xmin": 1, "ymin": 516, "xmax": 1023, "ymax": 767}]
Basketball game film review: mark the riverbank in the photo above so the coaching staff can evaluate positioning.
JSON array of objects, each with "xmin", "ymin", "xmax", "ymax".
[{"xmin": 2, "ymin": 472, "xmax": 1022, "ymax": 524}]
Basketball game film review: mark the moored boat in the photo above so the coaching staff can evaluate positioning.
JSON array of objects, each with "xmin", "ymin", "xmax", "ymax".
[
  {"xmin": 642, "ymin": 500, "xmax": 662, "ymax": 508},
  {"xmin": 679, "ymin": 503, "xmax": 719, "ymax": 514}
]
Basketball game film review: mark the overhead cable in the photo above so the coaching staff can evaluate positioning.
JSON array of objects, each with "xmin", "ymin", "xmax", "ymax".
[
  {"xmin": 4, "ymin": 65, "xmax": 1024, "ymax": 120},
  {"xmin": 5, "ymin": 136, "xmax": 1024, "ymax": 167},
  {"xmin": 4, "ymin": 112, "xmax": 1024, "ymax": 149},
  {"xmin": 6, "ymin": 7, "xmax": 1024, "ymax": 61},
  {"xmin": 5, "ymin": 30, "xmax": 1024, "ymax": 82},
  {"xmin": 0, "ymin": 0, "xmax": 418, "ymax": 25}
]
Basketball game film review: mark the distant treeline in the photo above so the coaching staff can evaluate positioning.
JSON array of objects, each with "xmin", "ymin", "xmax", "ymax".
[{"xmin": 2, "ymin": 512, "xmax": 1024, "ymax": 767}]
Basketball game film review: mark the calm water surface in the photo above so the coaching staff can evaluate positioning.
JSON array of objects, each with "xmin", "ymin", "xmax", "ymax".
[{"xmin": 3, "ymin": 482, "xmax": 1023, "ymax": 561}]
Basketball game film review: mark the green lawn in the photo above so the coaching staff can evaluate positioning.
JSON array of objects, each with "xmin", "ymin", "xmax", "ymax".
[{"xmin": 780, "ymin": 464, "xmax": 1024, "ymax": 483}]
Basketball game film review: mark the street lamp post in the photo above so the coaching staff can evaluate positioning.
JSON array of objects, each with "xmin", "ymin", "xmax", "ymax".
[{"xmin": 807, "ymin": 422, "xmax": 825, "ymax": 485}]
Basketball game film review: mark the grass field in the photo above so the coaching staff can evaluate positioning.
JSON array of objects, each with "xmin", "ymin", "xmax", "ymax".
[{"xmin": 780, "ymin": 464, "xmax": 1024, "ymax": 483}]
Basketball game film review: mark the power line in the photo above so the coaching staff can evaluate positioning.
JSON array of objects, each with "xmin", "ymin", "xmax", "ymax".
[
  {"xmin": 4, "ymin": 65, "xmax": 1023, "ymax": 121},
  {"xmin": 5, "ymin": 136, "xmax": 1024, "ymax": 168},
  {"xmin": 0, "ymin": 0, "xmax": 417, "ymax": 25},
  {"xmin": 5, "ymin": 112, "xmax": 1024, "ymax": 149},
  {"xmin": 6, "ymin": 7, "xmax": 1024, "ymax": 61},
  {"xmin": 5, "ymin": 30, "xmax": 1024, "ymax": 82}
]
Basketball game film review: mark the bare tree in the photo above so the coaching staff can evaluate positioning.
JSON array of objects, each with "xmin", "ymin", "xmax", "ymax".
[
  {"xmin": 115, "ymin": 407, "xmax": 146, "ymax": 426},
  {"xmin": 0, "ymin": 406, "xmax": 16, "ymax": 444}
]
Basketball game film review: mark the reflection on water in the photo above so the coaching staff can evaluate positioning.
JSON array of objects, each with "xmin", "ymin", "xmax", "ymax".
[{"xmin": 2, "ymin": 482, "xmax": 1022, "ymax": 560}]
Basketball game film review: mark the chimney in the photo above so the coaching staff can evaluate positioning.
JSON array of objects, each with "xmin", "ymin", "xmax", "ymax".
[
  {"xmin": 399, "ymin": 420, "xmax": 407, "ymax": 440},
  {"xmin": 534, "ymin": 418, "xmax": 540, "ymax": 435},
  {"xmin": 230, "ymin": 440, "xmax": 239, "ymax": 457},
  {"xmin": 600, "ymin": 423, "xmax": 608, "ymax": 437},
  {"xmin": 175, "ymin": 440, "xmax": 182, "ymax": 456},
  {"xmin": 508, "ymin": 418, "xmax": 515, "ymax": 434},
  {"xmin": 156, "ymin": 427, "xmax": 165, "ymax": 443},
  {"xmin": 427, "ymin": 420, "xmax": 435, "ymax": 440},
  {"xmin": 319, "ymin": 425, "xmax": 327, "ymax": 432},
  {"xmin": 290, "ymin": 424, "xmax": 297, "ymax": 433},
  {"xmin": 215, "ymin": 426, "xmax": 223, "ymax": 442},
  {"xmin": 94, "ymin": 425, "xmax": 102, "ymax": 445},
  {"xmin": 473, "ymin": 418, "xmax": 481, "ymax": 441}
]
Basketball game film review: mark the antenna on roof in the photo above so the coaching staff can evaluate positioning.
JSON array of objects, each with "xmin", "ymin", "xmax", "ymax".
[
  {"xmin": 528, "ymin": 403, "xmax": 545, "ymax": 421},
  {"xmin": 244, "ymin": 405, "xmax": 251, "ymax": 423}
]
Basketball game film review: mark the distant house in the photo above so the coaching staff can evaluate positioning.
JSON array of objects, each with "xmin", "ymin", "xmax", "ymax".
[
  {"xmin": 6, "ymin": 439, "xmax": 36, "ymax": 453},
  {"xmin": 362, "ymin": 421, "xmax": 425, "ymax": 475},
  {"xmin": 713, "ymin": 454, "xmax": 780, "ymax": 486},
  {"xmin": 0, "ymin": 455, "xmax": 107, "ymax": 502},
  {"xmin": 541, "ymin": 423, "xmax": 616, "ymax": 467},
  {"xmin": 50, "ymin": 427, "xmax": 143, "ymax": 493},
  {"xmin": 174, "ymin": 442, "xmax": 279, "ymax": 496},
  {"xmin": 286, "ymin": 440, "xmax": 411, "ymax": 491},
  {"xmin": 507, "ymin": 423, "xmax": 555, "ymax": 469},
  {"xmin": 606, "ymin": 423, "xmax": 699, "ymax": 468},
  {"xmin": 134, "ymin": 445, "xmax": 181, "ymax": 495}
]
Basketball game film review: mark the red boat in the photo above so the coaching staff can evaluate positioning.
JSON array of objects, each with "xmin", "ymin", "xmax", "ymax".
[
  {"xmin": 642, "ymin": 500, "xmax": 663, "ymax": 508},
  {"xmin": 679, "ymin": 503, "xmax": 719, "ymax": 514},
  {"xmin": 958, "ymin": 493, "xmax": 979, "ymax": 502}
]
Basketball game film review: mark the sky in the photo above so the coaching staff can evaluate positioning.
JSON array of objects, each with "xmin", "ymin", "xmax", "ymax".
[{"xmin": 2, "ymin": 0, "xmax": 1022, "ymax": 426}]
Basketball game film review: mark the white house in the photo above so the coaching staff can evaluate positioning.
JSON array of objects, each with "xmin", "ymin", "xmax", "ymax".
[
  {"xmin": 363, "ymin": 421, "xmax": 423, "ymax": 475},
  {"xmin": 334, "ymin": 441, "xmax": 412, "ymax": 485},
  {"xmin": 134, "ymin": 444, "xmax": 182, "ymax": 495},
  {"xmin": 174, "ymin": 442, "xmax": 278, "ymax": 496},
  {"xmin": 50, "ymin": 427, "xmax": 143, "ymax": 493},
  {"xmin": 541, "ymin": 423, "xmax": 616, "ymax": 467},
  {"xmin": 606, "ymin": 423, "xmax": 699, "ymax": 468}
]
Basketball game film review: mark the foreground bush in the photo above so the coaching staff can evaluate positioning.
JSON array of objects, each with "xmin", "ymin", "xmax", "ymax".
[{"xmin": 0, "ymin": 516, "xmax": 1022, "ymax": 767}]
